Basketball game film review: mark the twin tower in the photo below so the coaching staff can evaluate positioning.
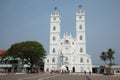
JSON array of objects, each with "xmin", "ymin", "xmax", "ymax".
[{"xmin": 44, "ymin": 7, "xmax": 92, "ymax": 73}]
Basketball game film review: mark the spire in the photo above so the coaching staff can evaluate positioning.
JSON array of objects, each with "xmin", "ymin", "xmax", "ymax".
[
  {"xmin": 53, "ymin": 6, "xmax": 59, "ymax": 15},
  {"xmin": 76, "ymin": 5, "xmax": 84, "ymax": 15},
  {"xmin": 78, "ymin": 5, "xmax": 83, "ymax": 13}
]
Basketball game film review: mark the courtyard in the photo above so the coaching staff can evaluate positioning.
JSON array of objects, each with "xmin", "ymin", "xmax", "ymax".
[{"xmin": 0, "ymin": 73, "xmax": 120, "ymax": 80}]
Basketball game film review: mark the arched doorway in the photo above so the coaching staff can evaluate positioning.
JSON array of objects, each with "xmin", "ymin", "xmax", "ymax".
[
  {"xmin": 66, "ymin": 66, "xmax": 69, "ymax": 71},
  {"xmin": 72, "ymin": 67, "xmax": 75, "ymax": 72}
]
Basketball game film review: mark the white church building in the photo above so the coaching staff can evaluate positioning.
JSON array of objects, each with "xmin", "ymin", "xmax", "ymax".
[{"xmin": 44, "ymin": 7, "xmax": 92, "ymax": 73}]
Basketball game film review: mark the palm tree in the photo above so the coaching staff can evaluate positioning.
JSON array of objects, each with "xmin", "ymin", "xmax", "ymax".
[
  {"xmin": 100, "ymin": 51, "xmax": 108, "ymax": 65},
  {"xmin": 107, "ymin": 48, "xmax": 115, "ymax": 65}
]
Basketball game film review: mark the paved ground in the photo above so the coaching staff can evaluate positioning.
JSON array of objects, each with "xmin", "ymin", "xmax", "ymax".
[
  {"xmin": 0, "ymin": 73, "xmax": 120, "ymax": 80},
  {"xmin": 88, "ymin": 74, "xmax": 120, "ymax": 80},
  {"xmin": 0, "ymin": 73, "xmax": 53, "ymax": 80},
  {"xmin": 39, "ymin": 74, "xmax": 86, "ymax": 80}
]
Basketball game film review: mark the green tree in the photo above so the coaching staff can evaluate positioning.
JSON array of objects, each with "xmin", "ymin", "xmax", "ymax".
[
  {"xmin": 100, "ymin": 51, "xmax": 108, "ymax": 65},
  {"xmin": 100, "ymin": 48, "xmax": 115, "ymax": 74},
  {"xmin": 3, "ymin": 41, "xmax": 46, "ymax": 72},
  {"xmin": 107, "ymin": 48, "xmax": 115, "ymax": 65}
]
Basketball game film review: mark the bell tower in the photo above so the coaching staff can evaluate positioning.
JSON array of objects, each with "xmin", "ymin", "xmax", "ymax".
[
  {"xmin": 49, "ymin": 7, "xmax": 61, "ymax": 54},
  {"xmin": 45, "ymin": 6, "xmax": 92, "ymax": 73},
  {"xmin": 76, "ymin": 6, "xmax": 86, "ymax": 54}
]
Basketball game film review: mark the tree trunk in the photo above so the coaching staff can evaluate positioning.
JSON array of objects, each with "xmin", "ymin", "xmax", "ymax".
[{"xmin": 30, "ymin": 64, "xmax": 34, "ymax": 73}]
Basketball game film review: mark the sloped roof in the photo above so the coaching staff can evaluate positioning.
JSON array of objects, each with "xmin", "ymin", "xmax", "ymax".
[{"xmin": 0, "ymin": 50, "xmax": 7, "ymax": 55}]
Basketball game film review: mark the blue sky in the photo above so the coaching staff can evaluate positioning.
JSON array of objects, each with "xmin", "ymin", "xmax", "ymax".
[{"xmin": 0, "ymin": 0, "xmax": 120, "ymax": 65}]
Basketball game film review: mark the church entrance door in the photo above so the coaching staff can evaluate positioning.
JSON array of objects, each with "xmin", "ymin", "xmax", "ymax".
[{"xmin": 72, "ymin": 67, "xmax": 75, "ymax": 72}]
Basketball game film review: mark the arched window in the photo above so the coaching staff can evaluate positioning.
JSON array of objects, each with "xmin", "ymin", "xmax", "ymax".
[
  {"xmin": 80, "ymin": 48, "xmax": 83, "ymax": 53},
  {"xmin": 80, "ymin": 57, "xmax": 83, "ymax": 63},
  {"xmin": 64, "ymin": 40, "xmax": 70, "ymax": 45},
  {"xmin": 80, "ymin": 35, "xmax": 82, "ymax": 40},
  {"xmin": 79, "ymin": 16, "xmax": 82, "ymax": 19},
  {"xmin": 53, "ymin": 26, "xmax": 56, "ymax": 31},
  {"xmin": 87, "ymin": 59, "xmax": 89, "ymax": 63},
  {"xmin": 53, "ymin": 48, "xmax": 55, "ymax": 53},
  {"xmin": 52, "ymin": 57, "xmax": 55, "ymax": 63},
  {"xmin": 53, "ymin": 18, "xmax": 56, "ymax": 20},
  {"xmin": 47, "ymin": 59, "xmax": 49, "ymax": 63},
  {"xmin": 53, "ymin": 36, "xmax": 56, "ymax": 41},
  {"xmin": 65, "ymin": 57, "xmax": 68, "ymax": 61},
  {"xmin": 79, "ymin": 25, "xmax": 82, "ymax": 30},
  {"xmin": 72, "ymin": 42, "xmax": 74, "ymax": 45}
]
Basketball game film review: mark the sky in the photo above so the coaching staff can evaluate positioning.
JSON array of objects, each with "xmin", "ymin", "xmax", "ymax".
[{"xmin": 0, "ymin": 0, "xmax": 120, "ymax": 65}]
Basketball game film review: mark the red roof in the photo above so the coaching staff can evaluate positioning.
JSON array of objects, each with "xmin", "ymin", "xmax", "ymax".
[
  {"xmin": 0, "ymin": 50, "xmax": 7, "ymax": 55},
  {"xmin": 112, "ymin": 68, "xmax": 120, "ymax": 70}
]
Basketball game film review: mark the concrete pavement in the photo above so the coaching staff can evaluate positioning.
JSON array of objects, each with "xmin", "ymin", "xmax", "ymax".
[{"xmin": 0, "ymin": 73, "xmax": 120, "ymax": 80}]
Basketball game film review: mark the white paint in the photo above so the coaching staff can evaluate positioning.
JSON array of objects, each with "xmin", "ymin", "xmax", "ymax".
[{"xmin": 44, "ymin": 9, "xmax": 92, "ymax": 73}]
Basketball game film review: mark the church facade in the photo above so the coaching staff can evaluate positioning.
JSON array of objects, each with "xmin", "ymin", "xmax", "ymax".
[{"xmin": 44, "ymin": 8, "xmax": 92, "ymax": 73}]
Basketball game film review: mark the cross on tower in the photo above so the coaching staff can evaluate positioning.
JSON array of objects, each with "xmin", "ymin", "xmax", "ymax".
[
  {"xmin": 54, "ymin": 6, "xmax": 57, "ymax": 11},
  {"xmin": 78, "ymin": 5, "xmax": 82, "ymax": 10}
]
